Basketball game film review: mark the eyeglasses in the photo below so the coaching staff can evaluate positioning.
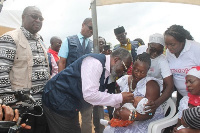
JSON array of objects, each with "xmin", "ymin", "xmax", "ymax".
[
  {"xmin": 122, "ymin": 60, "xmax": 128, "ymax": 73},
  {"xmin": 26, "ymin": 14, "xmax": 44, "ymax": 21},
  {"xmin": 85, "ymin": 24, "xmax": 93, "ymax": 30}
]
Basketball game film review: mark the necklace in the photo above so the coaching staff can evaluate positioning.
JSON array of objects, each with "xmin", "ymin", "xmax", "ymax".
[{"xmin": 129, "ymin": 77, "xmax": 135, "ymax": 92}]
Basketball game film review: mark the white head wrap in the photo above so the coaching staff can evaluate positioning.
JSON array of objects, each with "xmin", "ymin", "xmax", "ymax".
[
  {"xmin": 149, "ymin": 33, "xmax": 165, "ymax": 46},
  {"xmin": 187, "ymin": 66, "xmax": 200, "ymax": 79}
]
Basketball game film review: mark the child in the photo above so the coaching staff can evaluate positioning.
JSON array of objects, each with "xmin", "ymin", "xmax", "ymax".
[
  {"xmin": 177, "ymin": 106, "xmax": 200, "ymax": 130},
  {"xmin": 100, "ymin": 96, "xmax": 149, "ymax": 127}
]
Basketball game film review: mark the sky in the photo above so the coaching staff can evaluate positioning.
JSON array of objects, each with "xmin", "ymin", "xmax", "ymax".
[{"xmin": 2, "ymin": 0, "xmax": 200, "ymax": 48}]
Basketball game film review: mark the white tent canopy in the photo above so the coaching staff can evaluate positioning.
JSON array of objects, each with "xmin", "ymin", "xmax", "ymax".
[
  {"xmin": 91, "ymin": 0, "xmax": 200, "ymax": 53},
  {"xmin": 0, "ymin": 10, "xmax": 22, "ymax": 35},
  {"xmin": 96, "ymin": 0, "xmax": 200, "ymax": 6}
]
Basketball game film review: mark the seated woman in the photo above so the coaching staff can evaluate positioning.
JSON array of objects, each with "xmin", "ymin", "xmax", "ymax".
[
  {"xmin": 103, "ymin": 52, "xmax": 164, "ymax": 133},
  {"xmin": 173, "ymin": 66, "xmax": 200, "ymax": 133}
]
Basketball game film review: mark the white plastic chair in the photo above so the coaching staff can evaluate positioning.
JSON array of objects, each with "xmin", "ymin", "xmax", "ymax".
[
  {"xmin": 148, "ymin": 97, "xmax": 177, "ymax": 133},
  {"xmin": 151, "ymin": 113, "xmax": 178, "ymax": 133}
]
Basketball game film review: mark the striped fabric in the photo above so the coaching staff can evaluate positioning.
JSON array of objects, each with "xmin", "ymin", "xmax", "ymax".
[
  {"xmin": 182, "ymin": 107, "xmax": 200, "ymax": 129},
  {"xmin": 0, "ymin": 27, "xmax": 49, "ymax": 105}
]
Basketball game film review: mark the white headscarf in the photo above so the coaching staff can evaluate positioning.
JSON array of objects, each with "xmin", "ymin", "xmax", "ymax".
[
  {"xmin": 187, "ymin": 66, "xmax": 200, "ymax": 79},
  {"xmin": 149, "ymin": 33, "xmax": 165, "ymax": 46}
]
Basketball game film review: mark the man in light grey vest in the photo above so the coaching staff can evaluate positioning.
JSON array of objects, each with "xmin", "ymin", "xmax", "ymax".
[
  {"xmin": 58, "ymin": 18, "xmax": 93, "ymax": 133},
  {"xmin": 0, "ymin": 6, "xmax": 49, "ymax": 133}
]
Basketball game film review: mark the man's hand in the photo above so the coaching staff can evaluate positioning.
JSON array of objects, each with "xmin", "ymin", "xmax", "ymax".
[
  {"xmin": 21, "ymin": 123, "xmax": 31, "ymax": 130},
  {"xmin": 121, "ymin": 92, "xmax": 134, "ymax": 104},
  {"xmin": 0, "ymin": 105, "xmax": 17, "ymax": 121}
]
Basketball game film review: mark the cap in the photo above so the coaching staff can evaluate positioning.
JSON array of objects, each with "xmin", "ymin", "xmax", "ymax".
[{"xmin": 149, "ymin": 33, "xmax": 165, "ymax": 46}]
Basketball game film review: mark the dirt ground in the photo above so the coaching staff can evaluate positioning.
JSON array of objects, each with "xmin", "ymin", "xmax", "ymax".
[{"xmin": 79, "ymin": 111, "xmax": 110, "ymax": 133}]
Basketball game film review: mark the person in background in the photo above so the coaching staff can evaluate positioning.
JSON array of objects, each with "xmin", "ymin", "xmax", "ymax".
[
  {"xmin": 102, "ymin": 45, "xmax": 112, "ymax": 55},
  {"xmin": 113, "ymin": 26, "xmax": 140, "ymax": 75},
  {"xmin": 99, "ymin": 36, "xmax": 106, "ymax": 53},
  {"xmin": 137, "ymin": 33, "xmax": 174, "ymax": 113},
  {"xmin": 48, "ymin": 36, "xmax": 62, "ymax": 64},
  {"xmin": 42, "ymin": 48, "xmax": 134, "ymax": 133},
  {"xmin": 134, "ymin": 38, "xmax": 145, "ymax": 46},
  {"xmin": 47, "ymin": 36, "xmax": 61, "ymax": 78},
  {"xmin": 164, "ymin": 25, "xmax": 200, "ymax": 106},
  {"xmin": 58, "ymin": 18, "xmax": 93, "ymax": 133},
  {"xmin": 0, "ymin": 6, "xmax": 49, "ymax": 133},
  {"xmin": 47, "ymin": 52, "xmax": 58, "ymax": 78}
]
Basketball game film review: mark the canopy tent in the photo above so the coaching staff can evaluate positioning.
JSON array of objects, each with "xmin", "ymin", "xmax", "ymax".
[
  {"xmin": 96, "ymin": 0, "xmax": 200, "ymax": 6},
  {"xmin": 0, "ymin": 10, "xmax": 22, "ymax": 35},
  {"xmin": 90, "ymin": 0, "xmax": 200, "ymax": 53}
]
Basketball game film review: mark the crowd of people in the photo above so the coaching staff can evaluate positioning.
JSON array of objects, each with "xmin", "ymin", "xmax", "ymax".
[{"xmin": 0, "ymin": 5, "xmax": 200, "ymax": 133}]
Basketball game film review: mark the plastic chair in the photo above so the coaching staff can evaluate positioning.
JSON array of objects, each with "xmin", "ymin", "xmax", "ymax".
[
  {"xmin": 148, "ymin": 98, "xmax": 177, "ymax": 133},
  {"xmin": 151, "ymin": 113, "xmax": 178, "ymax": 133}
]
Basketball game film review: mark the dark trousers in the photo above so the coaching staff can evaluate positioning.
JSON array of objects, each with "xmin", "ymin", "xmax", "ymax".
[
  {"xmin": 106, "ymin": 81, "xmax": 116, "ymax": 120},
  {"xmin": 107, "ymin": 106, "xmax": 114, "ymax": 120},
  {"xmin": 43, "ymin": 104, "xmax": 81, "ymax": 133},
  {"xmin": 93, "ymin": 105, "xmax": 105, "ymax": 133},
  {"xmin": 20, "ymin": 109, "xmax": 49, "ymax": 133}
]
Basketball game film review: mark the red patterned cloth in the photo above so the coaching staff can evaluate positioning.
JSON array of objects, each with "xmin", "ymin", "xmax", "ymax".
[
  {"xmin": 127, "ymin": 62, "xmax": 133, "ymax": 75},
  {"xmin": 48, "ymin": 48, "xmax": 59, "ymax": 62},
  {"xmin": 110, "ymin": 118, "xmax": 134, "ymax": 127},
  {"xmin": 188, "ymin": 93, "xmax": 200, "ymax": 107}
]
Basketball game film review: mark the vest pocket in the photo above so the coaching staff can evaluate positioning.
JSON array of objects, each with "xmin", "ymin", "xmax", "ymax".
[
  {"xmin": 11, "ymin": 56, "xmax": 28, "ymax": 81},
  {"xmin": 13, "ymin": 56, "xmax": 27, "ymax": 68},
  {"xmin": 68, "ymin": 45, "xmax": 78, "ymax": 63}
]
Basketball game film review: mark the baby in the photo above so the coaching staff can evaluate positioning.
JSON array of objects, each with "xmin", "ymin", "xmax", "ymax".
[
  {"xmin": 100, "ymin": 96, "xmax": 149, "ymax": 127},
  {"xmin": 177, "ymin": 106, "xmax": 200, "ymax": 130}
]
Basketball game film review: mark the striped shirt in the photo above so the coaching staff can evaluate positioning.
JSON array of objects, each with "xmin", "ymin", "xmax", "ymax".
[{"xmin": 0, "ymin": 27, "xmax": 49, "ymax": 105}]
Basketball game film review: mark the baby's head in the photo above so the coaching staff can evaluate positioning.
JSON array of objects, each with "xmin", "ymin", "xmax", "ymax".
[{"xmin": 181, "ymin": 107, "xmax": 200, "ymax": 129}]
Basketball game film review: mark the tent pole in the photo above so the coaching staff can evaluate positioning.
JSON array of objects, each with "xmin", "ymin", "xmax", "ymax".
[{"xmin": 91, "ymin": 0, "xmax": 99, "ymax": 53}]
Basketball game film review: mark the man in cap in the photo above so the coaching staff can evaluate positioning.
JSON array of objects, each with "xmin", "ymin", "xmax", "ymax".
[
  {"xmin": 114, "ymin": 26, "xmax": 140, "ymax": 62},
  {"xmin": 137, "ymin": 33, "xmax": 174, "ymax": 114}
]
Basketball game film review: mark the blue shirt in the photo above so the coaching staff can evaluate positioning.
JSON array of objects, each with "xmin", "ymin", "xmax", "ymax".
[{"xmin": 58, "ymin": 33, "xmax": 90, "ymax": 58}]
